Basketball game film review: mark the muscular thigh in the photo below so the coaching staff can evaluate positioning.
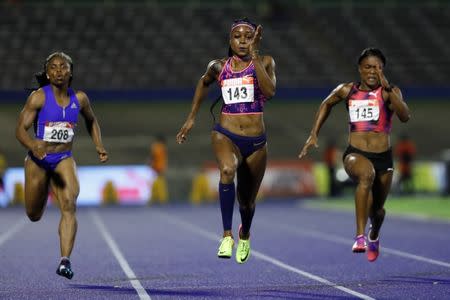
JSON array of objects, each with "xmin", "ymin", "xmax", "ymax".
[
  {"xmin": 51, "ymin": 157, "xmax": 80, "ymax": 204},
  {"xmin": 243, "ymin": 146, "xmax": 267, "ymax": 178},
  {"xmin": 236, "ymin": 146, "xmax": 267, "ymax": 201},
  {"xmin": 211, "ymin": 131, "xmax": 241, "ymax": 168},
  {"xmin": 372, "ymin": 170, "xmax": 393, "ymax": 205},
  {"xmin": 344, "ymin": 153, "xmax": 375, "ymax": 181},
  {"xmin": 25, "ymin": 156, "xmax": 50, "ymax": 208}
]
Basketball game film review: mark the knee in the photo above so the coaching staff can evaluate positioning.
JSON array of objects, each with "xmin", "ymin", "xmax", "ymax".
[
  {"xmin": 239, "ymin": 201, "xmax": 255, "ymax": 212},
  {"xmin": 220, "ymin": 165, "xmax": 237, "ymax": 182},
  {"xmin": 27, "ymin": 211, "xmax": 42, "ymax": 222},
  {"xmin": 59, "ymin": 199, "xmax": 77, "ymax": 214},
  {"xmin": 358, "ymin": 171, "xmax": 375, "ymax": 188}
]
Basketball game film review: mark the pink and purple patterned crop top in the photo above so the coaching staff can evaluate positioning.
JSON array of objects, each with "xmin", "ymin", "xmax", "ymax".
[
  {"xmin": 346, "ymin": 84, "xmax": 393, "ymax": 133},
  {"xmin": 218, "ymin": 58, "xmax": 267, "ymax": 114}
]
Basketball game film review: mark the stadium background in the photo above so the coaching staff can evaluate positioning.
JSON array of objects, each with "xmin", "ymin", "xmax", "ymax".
[{"xmin": 0, "ymin": 0, "xmax": 449, "ymax": 202}]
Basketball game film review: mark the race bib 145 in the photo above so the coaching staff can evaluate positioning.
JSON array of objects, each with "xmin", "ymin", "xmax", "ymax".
[{"xmin": 349, "ymin": 99, "xmax": 380, "ymax": 122}]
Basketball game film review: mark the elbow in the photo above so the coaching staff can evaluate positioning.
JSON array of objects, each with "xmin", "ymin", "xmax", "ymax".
[
  {"xmin": 264, "ymin": 88, "xmax": 276, "ymax": 99},
  {"xmin": 265, "ymin": 91, "xmax": 275, "ymax": 99},
  {"xmin": 15, "ymin": 126, "xmax": 21, "ymax": 141},
  {"xmin": 400, "ymin": 112, "xmax": 411, "ymax": 123},
  {"xmin": 85, "ymin": 118, "xmax": 95, "ymax": 128}
]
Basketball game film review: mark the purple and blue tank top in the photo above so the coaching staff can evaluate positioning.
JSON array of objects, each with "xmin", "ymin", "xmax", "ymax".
[
  {"xmin": 218, "ymin": 58, "xmax": 267, "ymax": 114},
  {"xmin": 35, "ymin": 84, "xmax": 80, "ymax": 143}
]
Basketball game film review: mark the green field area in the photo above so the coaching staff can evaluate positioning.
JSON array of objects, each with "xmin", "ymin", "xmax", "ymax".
[{"xmin": 306, "ymin": 196, "xmax": 450, "ymax": 221}]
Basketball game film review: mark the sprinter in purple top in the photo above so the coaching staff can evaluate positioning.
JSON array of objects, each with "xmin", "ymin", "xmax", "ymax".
[
  {"xmin": 177, "ymin": 18, "xmax": 276, "ymax": 264},
  {"xmin": 218, "ymin": 57, "xmax": 267, "ymax": 115},
  {"xmin": 35, "ymin": 84, "xmax": 79, "ymax": 145},
  {"xmin": 16, "ymin": 52, "xmax": 108, "ymax": 279}
]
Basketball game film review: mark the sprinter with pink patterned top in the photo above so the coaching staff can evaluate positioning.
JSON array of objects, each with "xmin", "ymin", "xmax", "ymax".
[
  {"xmin": 177, "ymin": 18, "xmax": 276, "ymax": 264},
  {"xmin": 299, "ymin": 48, "xmax": 410, "ymax": 262}
]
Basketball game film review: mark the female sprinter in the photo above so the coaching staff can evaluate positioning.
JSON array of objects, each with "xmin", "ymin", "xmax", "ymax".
[
  {"xmin": 299, "ymin": 48, "xmax": 410, "ymax": 262},
  {"xmin": 176, "ymin": 18, "xmax": 276, "ymax": 264},
  {"xmin": 16, "ymin": 52, "xmax": 108, "ymax": 278}
]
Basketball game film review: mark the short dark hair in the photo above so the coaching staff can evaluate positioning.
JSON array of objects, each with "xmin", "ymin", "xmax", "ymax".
[
  {"xmin": 358, "ymin": 48, "xmax": 386, "ymax": 66},
  {"xmin": 34, "ymin": 52, "xmax": 74, "ymax": 88}
]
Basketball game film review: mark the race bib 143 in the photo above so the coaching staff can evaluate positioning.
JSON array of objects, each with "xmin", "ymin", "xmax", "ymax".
[{"xmin": 221, "ymin": 76, "xmax": 255, "ymax": 105}]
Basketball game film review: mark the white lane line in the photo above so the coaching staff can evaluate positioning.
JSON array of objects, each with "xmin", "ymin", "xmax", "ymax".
[
  {"xmin": 159, "ymin": 212, "xmax": 375, "ymax": 300},
  {"xmin": 252, "ymin": 252, "xmax": 374, "ymax": 299},
  {"xmin": 0, "ymin": 218, "xmax": 28, "ymax": 247},
  {"xmin": 303, "ymin": 203, "xmax": 450, "ymax": 224},
  {"xmin": 90, "ymin": 211, "xmax": 151, "ymax": 300},
  {"xmin": 382, "ymin": 248, "xmax": 450, "ymax": 268},
  {"xmin": 266, "ymin": 221, "xmax": 450, "ymax": 268}
]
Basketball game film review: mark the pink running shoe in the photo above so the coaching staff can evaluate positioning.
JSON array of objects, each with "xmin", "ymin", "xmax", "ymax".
[
  {"xmin": 367, "ymin": 233, "xmax": 380, "ymax": 262},
  {"xmin": 352, "ymin": 234, "xmax": 366, "ymax": 253}
]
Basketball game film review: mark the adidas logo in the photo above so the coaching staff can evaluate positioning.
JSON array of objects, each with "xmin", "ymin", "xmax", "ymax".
[{"xmin": 70, "ymin": 102, "xmax": 77, "ymax": 109}]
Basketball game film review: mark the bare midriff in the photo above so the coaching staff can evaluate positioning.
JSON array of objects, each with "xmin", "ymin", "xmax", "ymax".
[
  {"xmin": 219, "ymin": 113, "xmax": 265, "ymax": 136},
  {"xmin": 349, "ymin": 131, "xmax": 390, "ymax": 153},
  {"xmin": 43, "ymin": 142, "xmax": 73, "ymax": 153}
]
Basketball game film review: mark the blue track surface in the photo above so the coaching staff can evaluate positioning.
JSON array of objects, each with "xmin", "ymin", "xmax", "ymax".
[{"xmin": 1, "ymin": 201, "xmax": 449, "ymax": 299}]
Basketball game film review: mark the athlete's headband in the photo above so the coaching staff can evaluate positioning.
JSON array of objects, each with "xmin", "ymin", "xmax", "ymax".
[{"xmin": 230, "ymin": 20, "xmax": 257, "ymax": 33}]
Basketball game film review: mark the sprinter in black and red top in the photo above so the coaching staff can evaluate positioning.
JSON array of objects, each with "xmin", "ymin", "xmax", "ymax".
[{"xmin": 299, "ymin": 48, "xmax": 410, "ymax": 262}]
